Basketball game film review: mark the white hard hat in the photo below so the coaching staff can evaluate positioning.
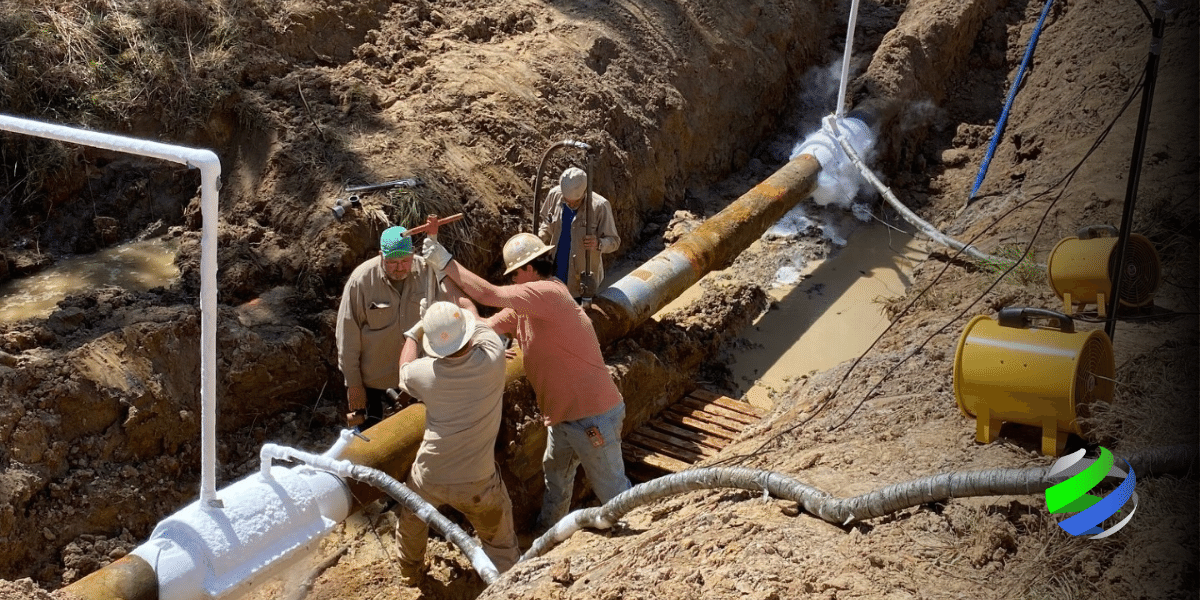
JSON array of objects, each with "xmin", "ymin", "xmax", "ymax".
[
  {"xmin": 421, "ymin": 301, "xmax": 476, "ymax": 358},
  {"xmin": 502, "ymin": 233, "xmax": 554, "ymax": 275},
  {"xmin": 559, "ymin": 167, "xmax": 587, "ymax": 201}
]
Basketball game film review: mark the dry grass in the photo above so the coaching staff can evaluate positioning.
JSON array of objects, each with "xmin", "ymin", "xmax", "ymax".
[
  {"xmin": 0, "ymin": 0, "xmax": 249, "ymax": 231},
  {"xmin": 383, "ymin": 185, "xmax": 490, "ymax": 270},
  {"xmin": 1078, "ymin": 340, "xmax": 1199, "ymax": 451},
  {"xmin": 1, "ymin": 0, "xmax": 241, "ymax": 130}
]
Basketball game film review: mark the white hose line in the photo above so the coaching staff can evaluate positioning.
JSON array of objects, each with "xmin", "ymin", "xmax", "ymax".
[
  {"xmin": 521, "ymin": 444, "xmax": 1195, "ymax": 561},
  {"xmin": 260, "ymin": 444, "xmax": 500, "ymax": 584},
  {"xmin": 823, "ymin": 116, "xmax": 1007, "ymax": 266}
]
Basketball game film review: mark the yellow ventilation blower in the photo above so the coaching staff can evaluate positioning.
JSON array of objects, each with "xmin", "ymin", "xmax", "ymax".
[
  {"xmin": 953, "ymin": 307, "xmax": 1114, "ymax": 456},
  {"xmin": 1047, "ymin": 225, "xmax": 1161, "ymax": 316}
]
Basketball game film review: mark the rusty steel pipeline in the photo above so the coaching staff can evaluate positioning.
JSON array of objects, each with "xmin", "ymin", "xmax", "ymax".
[{"xmin": 585, "ymin": 153, "xmax": 821, "ymax": 348}]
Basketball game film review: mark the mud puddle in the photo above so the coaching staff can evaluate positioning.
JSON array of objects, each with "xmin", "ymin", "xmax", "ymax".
[
  {"xmin": 0, "ymin": 237, "xmax": 179, "ymax": 323},
  {"xmin": 649, "ymin": 221, "xmax": 926, "ymax": 410},
  {"xmin": 727, "ymin": 223, "xmax": 925, "ymax": 408}
]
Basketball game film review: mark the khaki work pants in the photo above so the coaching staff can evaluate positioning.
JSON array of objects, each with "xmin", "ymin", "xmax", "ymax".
[{"xmin": 397, "ymin": 468, "xmax": 520, "ymax": 574}]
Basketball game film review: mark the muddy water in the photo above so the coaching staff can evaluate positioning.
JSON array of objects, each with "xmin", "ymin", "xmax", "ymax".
[
  {"xmin": 651, "ymin": 222, "xmax": 925, "ymax": 410},
  {"xmin": 0, "ymin": 238, "xmax": 179, "ymax": 323},
  {"xmin": 729, "ymin": 224, "xmax": 924, "ymax": 408}
]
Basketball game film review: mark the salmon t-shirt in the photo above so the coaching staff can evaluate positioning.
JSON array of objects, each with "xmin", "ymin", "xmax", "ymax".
[{"xmin": 492, "ymin": 278, "xmax": 622, "ymax": 425}]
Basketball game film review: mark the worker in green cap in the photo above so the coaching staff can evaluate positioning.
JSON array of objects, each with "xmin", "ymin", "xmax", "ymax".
[{"xmin": 336, "ymin": 225, "xmax": 474, "ymax": 428}]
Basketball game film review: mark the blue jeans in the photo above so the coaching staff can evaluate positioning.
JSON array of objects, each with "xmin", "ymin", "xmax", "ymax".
[{"xmin": 536, "ymin": 402, "xmax": 632, "ymax": 530}]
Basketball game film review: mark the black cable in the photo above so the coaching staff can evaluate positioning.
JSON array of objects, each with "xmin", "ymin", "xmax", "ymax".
[
  {"xmin": 1105, "ymin": 6, "xmax": 1167, "ymax": 341},
  {"xmin": 1131, "ymin": 0, "xmax": 1153, "ymax": 23}
]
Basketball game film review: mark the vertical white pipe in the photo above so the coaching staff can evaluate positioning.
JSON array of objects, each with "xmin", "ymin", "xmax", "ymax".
[
  {"xmin": 835, "ymin": 0, "xmax": 862, "ymax": 119},
  {"xmin": 0, "ymin": 114, "xmax": 223, "ymax": 507}
]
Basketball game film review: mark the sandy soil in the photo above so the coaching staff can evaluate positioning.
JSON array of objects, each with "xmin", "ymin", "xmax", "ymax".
[{"xmin": 0, "ymin": 0, "xmax": 1196, "ymax": 599}]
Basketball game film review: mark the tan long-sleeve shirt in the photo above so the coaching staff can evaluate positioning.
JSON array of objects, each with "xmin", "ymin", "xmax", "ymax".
[
  {"xmin": 336, "ymin": 254, "xmax": 436, "ymax": 390},
  {"xmin": 538, "ymin": 187, "xmax": 620, "ymax": 297}
]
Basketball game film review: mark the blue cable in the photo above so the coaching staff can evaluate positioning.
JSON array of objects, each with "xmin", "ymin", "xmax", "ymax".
[{"xmin": 968, "ymin": 0, "xmax": 1057, "ymax": 203}]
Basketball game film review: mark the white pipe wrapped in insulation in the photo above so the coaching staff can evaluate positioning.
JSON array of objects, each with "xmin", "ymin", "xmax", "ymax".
[
  {"xmin": 0, "ymin": 114, "xmax": 224, "ymax": 508},
  {"xmin": 129, "ymin": 464, "xmax": 351, "ymax": 600}
]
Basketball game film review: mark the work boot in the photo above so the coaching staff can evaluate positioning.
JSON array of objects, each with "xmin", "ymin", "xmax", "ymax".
[{"xmin": 398, "ymin": 562, "xmax": 425, "ymax": 587}]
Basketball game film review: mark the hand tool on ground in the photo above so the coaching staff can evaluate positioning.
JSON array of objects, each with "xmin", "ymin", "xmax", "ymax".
[{"xmin": 345, "ymin": 178, "xmax": 423, "ymax": 193}]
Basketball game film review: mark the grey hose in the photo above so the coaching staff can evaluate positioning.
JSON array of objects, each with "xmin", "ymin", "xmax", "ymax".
[
  {"xmin": 522, "ymin": 444, "xmax": 1195, "ymax": 561},
  {"xmin": 825, "ymin": 116, "xmax": 1014, "ymax": 267},
  {"xmin": 260, "ymin": 444, "xmax": 500, "ymax": 584}
]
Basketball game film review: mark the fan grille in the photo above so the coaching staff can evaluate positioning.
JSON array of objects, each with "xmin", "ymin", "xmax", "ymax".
[
  {"xmin": 1108, "ymin": 234, "xmax": 1161, "ymax": 306},
  {"xmin": 1074, "ymin": 335, "xmax": 1115, "ymax": 408}
]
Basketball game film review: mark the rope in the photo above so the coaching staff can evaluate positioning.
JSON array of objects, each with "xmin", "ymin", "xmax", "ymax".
[{"xmin": 967, "ymin": 0, "xmax": 1057, "ymax": 203}]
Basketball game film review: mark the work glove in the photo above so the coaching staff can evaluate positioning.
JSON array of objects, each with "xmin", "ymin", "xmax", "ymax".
[
  {"xmin": 422, "ymin": 236, "xmax": 452, "ymax": 271},
  {"xmin": 404, "ymin": 322, "xmax": 425, "ymax": 342}
]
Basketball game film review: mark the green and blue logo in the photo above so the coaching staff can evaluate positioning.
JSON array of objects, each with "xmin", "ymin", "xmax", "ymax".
[{"xmin": 1044, "ymin": 446, "xmax": 1138, "ymax": 538}]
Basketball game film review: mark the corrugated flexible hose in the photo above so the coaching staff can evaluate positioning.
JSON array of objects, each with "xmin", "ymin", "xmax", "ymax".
[{"xmin": 521, "ymin": 444, "xmax": 1195, "ymax": 562}]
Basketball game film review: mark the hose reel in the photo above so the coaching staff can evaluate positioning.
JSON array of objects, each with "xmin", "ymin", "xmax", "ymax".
[
  {"xmin": 953, "ymin": 307, "xmax": 1114, "ymax": 456},
  {"xmin": 1046, "ymin": 224, "xmax": 1161, "ymax": 316}
]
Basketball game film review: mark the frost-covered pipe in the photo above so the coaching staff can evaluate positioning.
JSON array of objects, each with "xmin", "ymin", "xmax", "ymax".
[
  {"xmin": 65, "ymin": 406, "xmax": 428, "ymax": 600},
  {"xmin": 822, "ymin": 115, "xmax": 1008, "ymax": 266},
  {"xmin": 261, "ymin": 444, "xmax": 500, "ymax": 584},
  {"xmin": 0, "ymin": 114, "xmax": 224, "ymax": 508},
  {"xmin": 521, "ymin": 444, "xmax": 1196, "ymax": 560},
  {"xmin": 128, "ymin": 456, "xmax": 350, "ymax": 600}
]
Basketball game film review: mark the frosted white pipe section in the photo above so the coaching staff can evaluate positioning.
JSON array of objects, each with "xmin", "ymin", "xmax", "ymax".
[
  {"xmin": 0, "ymin": 114, "xmax": 223, "ymax": 508},
  {"xmin": 261, "ymin": 444, "xmax": 502, "ymax": 584},
  {"xmin": 822, "ymin": 115, "xmax": 1007, "ymax": 265},
  {"xmin": 129, "ymin": 461, "xmax": 350, "ymax": 600},
  {"xmin": 791, "ymin": 115, "xmax": 874, "ymax": 208},
  {"xmin": 320, "ymin": 427, "xmax": 360, "ymax": 459},
  {"xmin": 835, "ymin": 0, "xmax": 862, "ymax": 119}
]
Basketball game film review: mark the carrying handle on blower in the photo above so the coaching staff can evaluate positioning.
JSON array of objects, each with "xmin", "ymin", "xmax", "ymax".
[
  {"xmin": 997, "ymin": 307, "xmax": 1075, "ymax": 334},
  {"xmin": 1076, "ymin": 224, "xmax": 1119, "ymax": 240}
]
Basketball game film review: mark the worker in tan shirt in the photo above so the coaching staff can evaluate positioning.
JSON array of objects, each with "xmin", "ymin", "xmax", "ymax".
[
  {"xmin": 393, "ymin": 301, "xmax": 520, "ymax": 585},
  {"xmin": 537, "ymin": 167, "xmax": 620, "ymax": 301},
  {"xmin": 335, "ymin": 226, "xmax": 471, "ymax": 428}
]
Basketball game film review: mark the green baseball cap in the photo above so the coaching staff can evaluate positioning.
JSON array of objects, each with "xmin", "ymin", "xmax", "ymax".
[{"xmin": 380, "ymin": 226, "xmax": 413, "ymax": 258}]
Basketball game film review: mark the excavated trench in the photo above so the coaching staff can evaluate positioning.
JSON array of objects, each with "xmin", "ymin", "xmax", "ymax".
[{"xmin": 3, "ymin": 0, "xmax": 1189, "ymax": 597}]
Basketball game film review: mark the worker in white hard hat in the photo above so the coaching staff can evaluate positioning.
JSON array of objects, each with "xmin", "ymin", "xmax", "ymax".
[
  {"xmin": 422, "ymin": 233, "xmax": 631, "ymax": 534},
  {"xmin": 537, "ymin": 167, "xmax": 620, "ymax": 301},
  {"xmin": 393, "ymin": 301, "xmax": 519, "ymax": 585}
]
